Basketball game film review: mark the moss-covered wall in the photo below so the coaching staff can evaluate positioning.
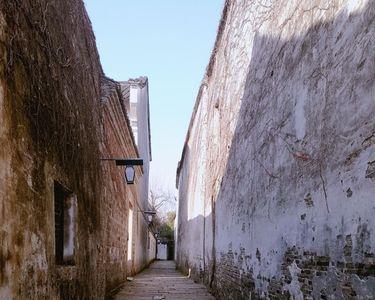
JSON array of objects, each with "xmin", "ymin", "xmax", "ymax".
[
  {"xmin": 0, "ymin": 1, "xmax": 153, "ymax": 298},
  {"xmin": 0, "ymin": 0, "xmax": 104, "ymax": 298}
]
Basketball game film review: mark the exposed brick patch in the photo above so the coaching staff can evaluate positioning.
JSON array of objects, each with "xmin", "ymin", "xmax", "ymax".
[
  {"xmin": 344, "ymin": 235, "xmax": 353, "ymax": 259},
  {"xmin": 176, "ymin": 0, "xmax": 375, "ymax": 299},
  {"xmin": 365, "ymin": 161, "xmax": 375, "ymax": 179},
  {"xmin": 256, "ymin": 248, "xmax": 261, "ymax": 262},
  {"xmin": 304, "ymin": 193, "xmax": 314, "ymax": 207},
  {"xmin": 211, "ymin": 248, "xmax": 257, "ymax": 300},
  {"xmin": 201, "ymin": 243, "xmax": 375, "ymax": 299}
]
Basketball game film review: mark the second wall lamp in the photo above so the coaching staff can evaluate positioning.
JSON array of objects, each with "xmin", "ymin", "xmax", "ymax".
[{"xmin": 100, "ymin": 158, "xmax": 143, "ymax": 184}]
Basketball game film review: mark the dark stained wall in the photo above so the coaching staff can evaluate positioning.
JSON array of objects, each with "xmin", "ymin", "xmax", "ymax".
[{"xmin": 0, "ymin": 1, "xmax": 154, "ymax": 298}]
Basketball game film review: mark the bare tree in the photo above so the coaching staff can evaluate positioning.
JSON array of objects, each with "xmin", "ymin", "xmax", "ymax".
[{"xmin": 149, "ymin": 187, "xmax": 176, "ymax": 215}]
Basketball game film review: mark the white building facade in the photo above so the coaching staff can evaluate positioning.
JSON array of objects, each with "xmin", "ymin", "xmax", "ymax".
[{"xmin": 121, "ymin": 77, "xmax": 155, "ymax": 271}]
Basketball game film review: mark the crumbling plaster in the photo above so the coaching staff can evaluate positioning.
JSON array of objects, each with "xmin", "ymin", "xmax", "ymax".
[{"xmin": 176, "ymin": 0, "xmax": 375, "ymax": 298}]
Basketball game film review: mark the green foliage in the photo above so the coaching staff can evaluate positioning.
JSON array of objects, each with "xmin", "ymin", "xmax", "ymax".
[{"xmin": 155, "ymin": 211, "xmax": 176, "ymax": 241}]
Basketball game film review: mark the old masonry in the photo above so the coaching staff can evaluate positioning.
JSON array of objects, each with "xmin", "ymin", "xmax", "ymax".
[
  {"xmin": 0, "ymin": 0, "xmax": 375, "ymax": 300},
  {"xmin": 176, "ymin": 0, "xmax": 375, "ymax": 299},
  {"xmin": 0, "ymin": 1, "xmax": 156, "ymax": 298}
]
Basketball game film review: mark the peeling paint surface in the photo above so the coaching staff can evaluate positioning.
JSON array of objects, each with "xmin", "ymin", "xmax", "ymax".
[
  {"xmin": 295, "ymin": 87, "xmax": 307, "ymax": 140},
  {"xmin": 176, "ymin": 0, "xmax": 375, "ymax": 299}
]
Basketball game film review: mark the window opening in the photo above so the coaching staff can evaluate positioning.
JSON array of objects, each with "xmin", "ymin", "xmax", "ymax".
[
  {"xmin": 54, "ymin": 181, "xmax": 77, "ymax": 265},
  {"xmin": 127, "ymin": 205, "xmax": 133, "ymax": 261}
]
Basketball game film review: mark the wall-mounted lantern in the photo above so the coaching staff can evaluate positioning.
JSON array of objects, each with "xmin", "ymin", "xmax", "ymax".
[
  {"xmin": 147, "ymin": 214, "xmax": 153, "ymax": 223},
  {"xmin": 124, "ymin": 166, "xmax": 135, "ymax": 184},
  {"xmin": 139, "ymin": 210, "xmax": 156, "ymax": 224},
  {"xmin": 100, "ymin": 158, "xmax": 143, "ymax": 185}
]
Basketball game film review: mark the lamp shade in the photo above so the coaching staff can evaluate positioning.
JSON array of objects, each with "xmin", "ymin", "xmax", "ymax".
[
  {"xmin": 147, "ymin": 214, "xmax": 153, "ymax": 223},
  {"xmin": 124, "ymin": 166, "xmax": 135, "ymax": 184}
]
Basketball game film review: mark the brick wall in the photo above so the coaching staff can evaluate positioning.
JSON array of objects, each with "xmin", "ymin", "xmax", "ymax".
[
  {"xmin": 176, "ymin": 0, "xmax": 375, "ymax": 299},
  {"xmin": 101, "ymin": 77, "xmax": 142, "ymax": 292},
  {"xmin": 100, "ymin": 78, "xmax": 155, "ymax": 281},
  {"xmin": 0, "ymin": 1, "xmax": 154, "ymax": 298}
]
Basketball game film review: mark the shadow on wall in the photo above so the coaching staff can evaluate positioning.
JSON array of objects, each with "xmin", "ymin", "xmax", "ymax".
[
  {"xmin": 178, "ymin": 1, "xmax": 375, "ymax": 299},
  {"xmin": 176, "ymin": 145, "xmax": 190, "ymax": 269}
]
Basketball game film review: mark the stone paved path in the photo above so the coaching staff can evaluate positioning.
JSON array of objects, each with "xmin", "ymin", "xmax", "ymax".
[{"xmin": 114, "ymin": 260, "xmax": 215, "ymax": 300}]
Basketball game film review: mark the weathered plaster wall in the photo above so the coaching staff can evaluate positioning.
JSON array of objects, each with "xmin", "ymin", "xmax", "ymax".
[
  {"xmin": 177, "ymin": 0, "xmax": 375, "ymax": 299},
  {"xmin": 133, "ymin": 80, "xmax": 153, "ymax": 273},
  {"xmin": 120, "ymin": 78, "xmax": 154, "ymax": 274},
  {"xmin": 148, "ymin": 231, "xmax": 157, "ymax": 263},
  {"xmin": 0, "ymin": 1, "xmax": 154, "ymax": 298},
  {"xmin": 134, "ymin": 79, "xmax": 152, "ymax": 212},
  {"xmin": 100, "ymin": 77, "xmax": 155, "ymax": 292}
]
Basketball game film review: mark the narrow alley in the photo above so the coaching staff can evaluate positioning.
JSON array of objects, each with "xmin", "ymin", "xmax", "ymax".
[
  {"xmin": 0, "ymin": 0, "xmax": 374, "ymax": 299},
  {"xmin": 114, "ymin": 261, "xmax": 214, "ymax": 300}
]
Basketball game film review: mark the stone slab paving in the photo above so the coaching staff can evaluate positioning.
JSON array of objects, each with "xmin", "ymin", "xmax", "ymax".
[{"xmin": 114, "ymin": 260, "xmax": 215, "ymax": 300}]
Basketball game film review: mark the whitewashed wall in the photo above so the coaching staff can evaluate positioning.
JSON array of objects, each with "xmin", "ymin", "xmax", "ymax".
[{"xmin": 177, "ymin": 0, "xmax": 375, "ymax": 298}]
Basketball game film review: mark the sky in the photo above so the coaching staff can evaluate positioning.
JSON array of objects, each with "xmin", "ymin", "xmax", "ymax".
[{"xmin": 84, "ymin": 1, "xmax": 224, "ymax": 193}]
